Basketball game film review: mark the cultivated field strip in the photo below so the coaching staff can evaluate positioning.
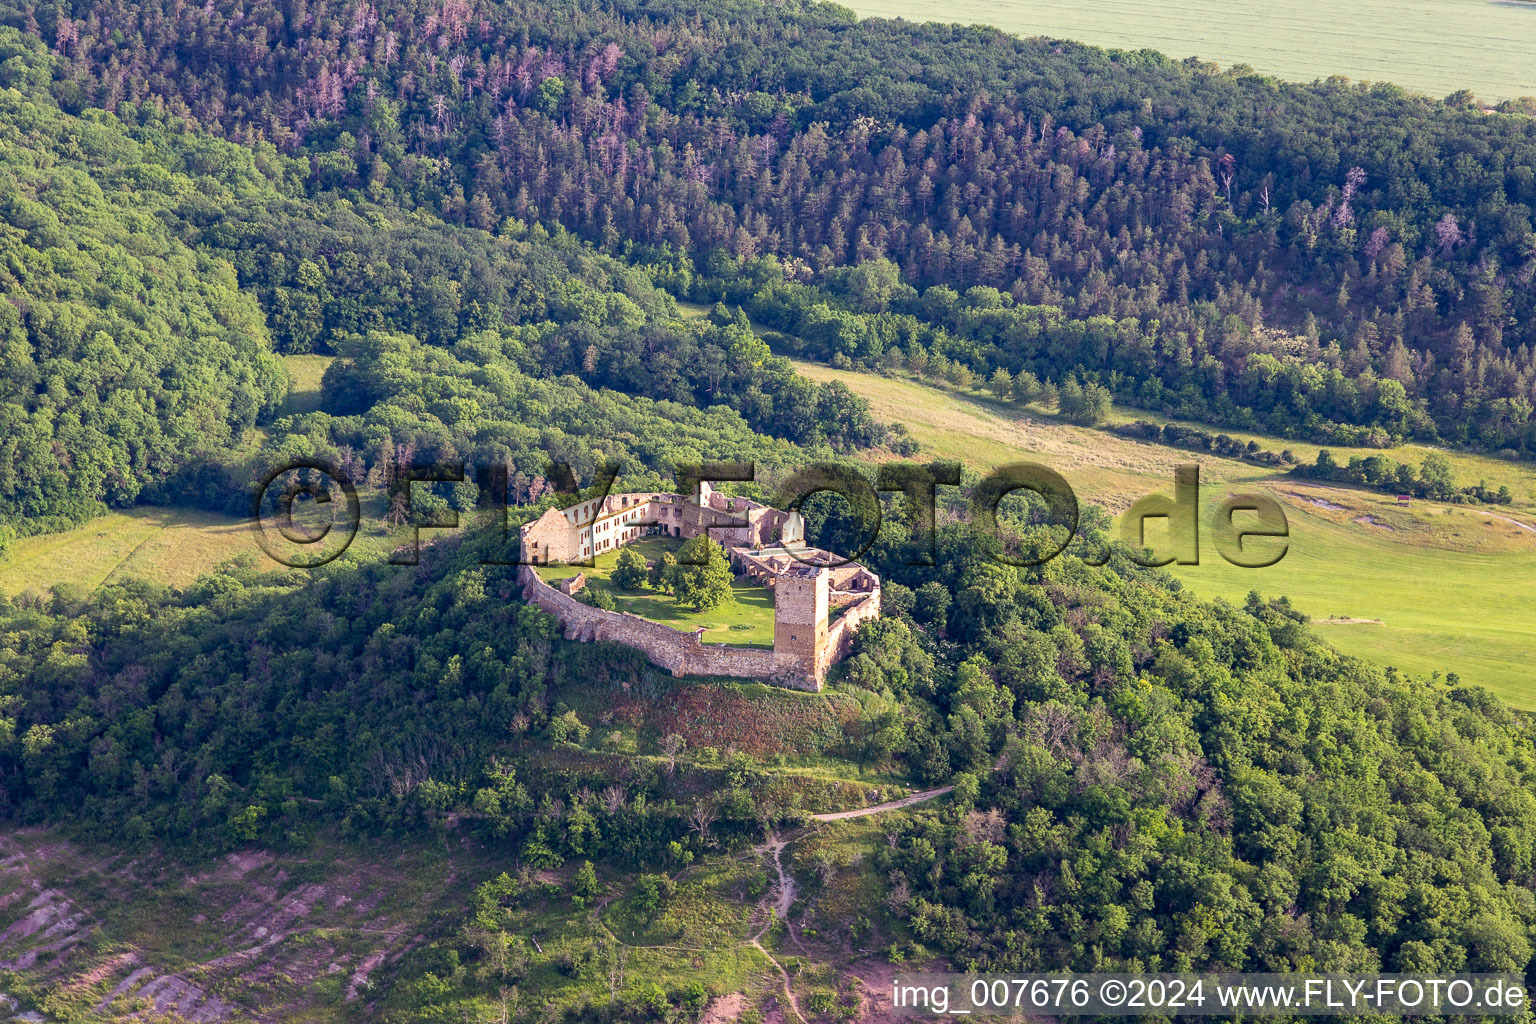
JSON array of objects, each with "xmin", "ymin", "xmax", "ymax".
[{"xmin": 846, "ymin": 0, "xmax": 1536, "ymax": 101}]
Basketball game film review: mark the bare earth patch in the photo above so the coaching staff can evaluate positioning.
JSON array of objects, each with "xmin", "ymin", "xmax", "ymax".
[
  {"xmin": 700, "ymin": 991, "xmax": 747, "ymax": 1024},
  {"xmin": 0, "ymin": 828, "xmax": 469, "ymax": 1022}
]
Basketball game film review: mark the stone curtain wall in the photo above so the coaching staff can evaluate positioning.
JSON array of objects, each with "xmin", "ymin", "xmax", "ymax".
[
  {"xmin": 518, "ymin": 567, "xmax": 799, "ymax": 686},
  {"xmin": 823, "ymin": 590, "xmax": 882, "ymax": 671},
  {"xmin": 828, "ymin": 588, "xmax": 868, "ymax": 611}
]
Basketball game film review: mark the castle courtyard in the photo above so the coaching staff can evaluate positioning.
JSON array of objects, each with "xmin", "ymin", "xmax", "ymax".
[{"xmin": 534, "ymin": 536, "xmax": 778, "ymax": 647}]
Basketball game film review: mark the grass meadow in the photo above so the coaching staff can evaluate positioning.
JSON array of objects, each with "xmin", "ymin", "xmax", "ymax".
[
  {"xmin": 842, "ymin": 0, "xmax": 1536, "ymax": 102},
  {"xmin": 2, "ymin": 489, "xmax": 401, "ymax": 602},
  {"xmin": 0, "ymin": 506, "xmax": 259, "ymax": 596},
  {"xmin": 794, "ymin": 359, "xmax": 1536, "ymax": 708},
  {"xmin": 275, "ymin": 353, "xmax": 333, "ymax": 417},
  {"xmin": 0, "ymin": 355, "xmax": 396, "ymax": 601}
]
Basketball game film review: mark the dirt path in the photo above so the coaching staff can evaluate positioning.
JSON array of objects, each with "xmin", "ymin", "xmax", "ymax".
[
  {"xmin": 751, "ymin": 933, "xmax": 807, "ymax": 1024},
  {"xmin": 756, "ymin": 833, "xmax": 798, "ymax": 934},
  {"xmin": 744, "ymin": 786, "xmax": 953, "ymax": 1024},
  {"xmin": 1286, "ymin": 490, "xmax": 1349, "ymax": 512},
  {"xmin": 751, "ymin": 830, "xmax": 808, "ymax": 1024},
  {"xmin": 1478, "ymin": 510, "xmax": 1536, "ymax": 534},
  {"xmin": 810, "ymin": 786, "xmax": 953, "ymax": 822}
]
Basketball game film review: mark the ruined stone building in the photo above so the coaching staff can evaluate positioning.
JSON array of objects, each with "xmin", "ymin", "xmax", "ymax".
[{"xmin": 517, "ymin": 482, "xmax": 881, "ymax": 689}]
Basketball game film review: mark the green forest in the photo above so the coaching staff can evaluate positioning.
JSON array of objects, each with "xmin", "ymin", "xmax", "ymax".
[
  {"xmin": 7, "ymin": 0, "xmax": 1536, "ymax": 451},
  {"xmin": 0, "ymin": 0, "xmax": 1534, "ymax": 1019}
]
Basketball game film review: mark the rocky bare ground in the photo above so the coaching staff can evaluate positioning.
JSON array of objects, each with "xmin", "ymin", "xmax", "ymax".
[{"xmin": 0, "ymin": 830, "xmax": 466, "ymax": 1022}]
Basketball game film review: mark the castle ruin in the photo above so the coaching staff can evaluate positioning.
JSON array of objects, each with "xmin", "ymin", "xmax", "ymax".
[{"xmin": 518, "ymin": 482, "xmax": 881, "ymax": 690}]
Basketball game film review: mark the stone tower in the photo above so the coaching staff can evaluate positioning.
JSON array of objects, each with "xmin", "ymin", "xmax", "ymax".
[{"xmin": 773, "ymin": 564, "xmax": 829, "ymax": 687}]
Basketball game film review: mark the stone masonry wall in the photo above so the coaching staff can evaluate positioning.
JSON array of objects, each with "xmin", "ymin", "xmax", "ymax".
[
  {"xmin": 522, "ymin": 507, "xmax": 581, "ymax": 563},
  {"xmin": 519, "ymin": 567, "xmax": 788, "ymax": 683},
  {"xmin": 823, "ymin": 590, "xmax": 881, "ymax": 671},
  {"xmin": 828, "ymin": 588, "xmax": 866, "ymax": 611}
]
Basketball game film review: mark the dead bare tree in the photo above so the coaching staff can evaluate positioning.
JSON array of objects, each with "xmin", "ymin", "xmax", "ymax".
[
  {"xmin": 812, "ymin": 849, "xmax": 839, "ymax": 885},
  {"xmin": 1025, "ymin": 702, "xmax": 1077, "ymax": 758},
  {"xmin": 494, "ymin": 985, "xmax": 520, "ymax": 1024},
  {"xmin": 659, "ymin": 733, "xmax": 686, "ymax": 775},
  {"xmin": 752, "ymin": 797, "xmax": 780, "ymax": 837},
  {"xmin": 687, "ymin": 798, "xmax": 718, "ymax": 847},
  {"xmin": 603, "ymin": 940, "xmax": 630, "ymax": 998},
  {"xmin": 960, "ymin": 808, "xmax": 1007, "ymax": 846}
]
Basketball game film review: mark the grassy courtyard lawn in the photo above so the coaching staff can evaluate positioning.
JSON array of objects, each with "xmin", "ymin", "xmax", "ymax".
[{"xmin": 535, "ymin": 536, "xmax": 777, "ymax": 647}]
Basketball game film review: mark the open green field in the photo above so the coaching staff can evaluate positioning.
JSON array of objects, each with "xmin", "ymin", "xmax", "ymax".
[
  {"xmin": 536, "ymin": 536, "xmax": 779, "ymax": 647},
  {"xmin": 1, "ymin": 507, "xmax": 257, "ymax": 597},
  {"xmin": 276, "ymin": 353, "xmax": 333, "ymax": 417},
  {"xmin": 1, "ymin": 490, "xmax": 401, "ymax": 600},
  {"xmin": 843, "ymin": 0, "xmax": 1536, "ymax": 102},
  {"xmin": 794, "ymin": 359, "xmax": 1536, "ymax": 707},
  {"xmin": 0, "ymin": 353, "xmax": 352, "ymax": 599}
]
